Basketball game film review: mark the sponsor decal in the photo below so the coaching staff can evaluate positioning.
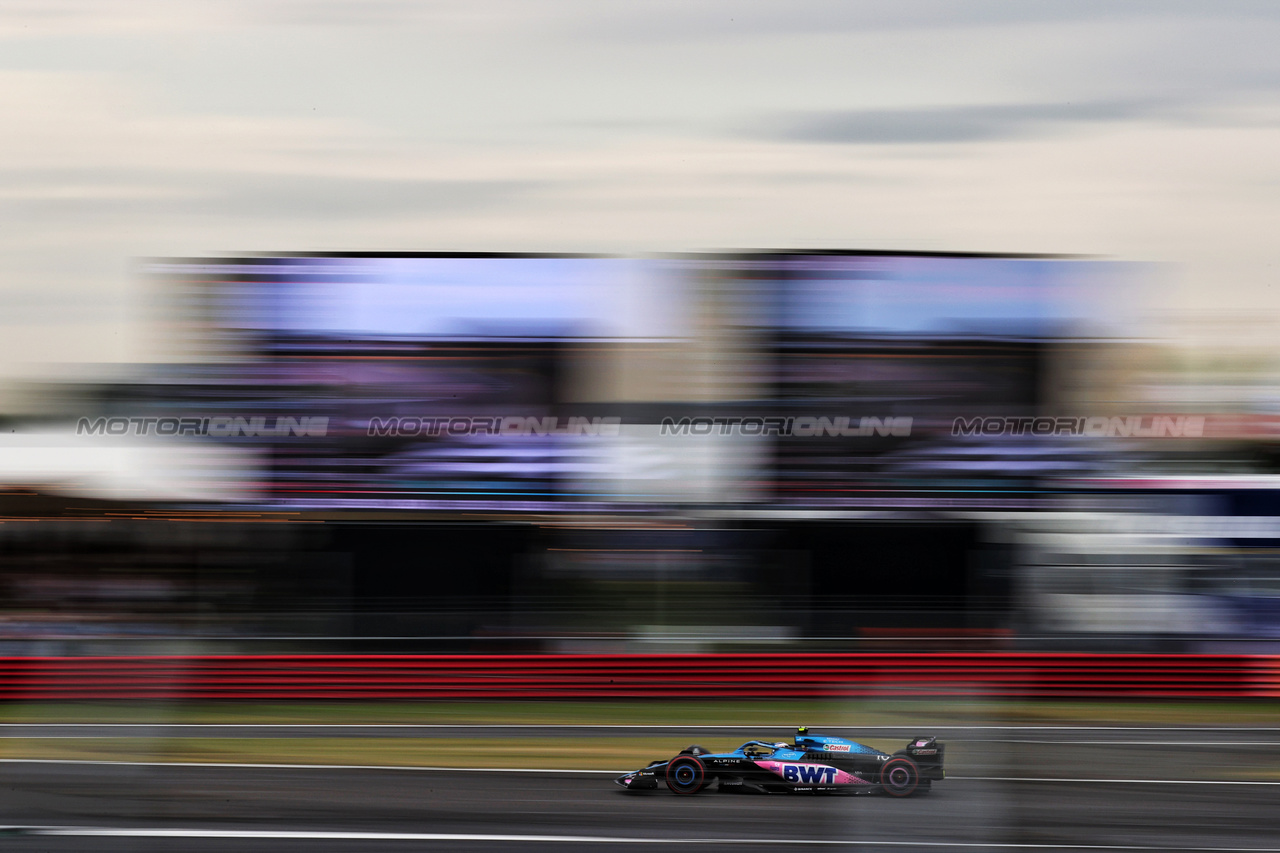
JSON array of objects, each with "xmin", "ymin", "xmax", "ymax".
[
  {"xmin": 823, "ymin": 743, "xmax": 852, "ymax": 752},
  {"xmin": 912, "ymin": 748, "xmax": 938, "ymax": 755},
  {"xmin": 783, "ymin": 765, "xmax": 837, "ymax": 785},
  {"xmin": 753, "ymin": 761, "xmax": 870, "ymax": 786}
]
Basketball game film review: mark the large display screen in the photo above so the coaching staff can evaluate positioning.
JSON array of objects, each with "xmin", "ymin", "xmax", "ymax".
[{"xmin": 147, "ymin": 252, "xmax": 1129, "ymax": 512}]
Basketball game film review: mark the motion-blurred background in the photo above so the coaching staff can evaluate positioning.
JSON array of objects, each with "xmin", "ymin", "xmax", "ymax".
[
  {"xmin": 3, "ymin": 2, "xmax": 1280, "ymax": 659},
  {"xmin": 1, "ymin": 4, "xmax": 1280, "ymax": 848},
  {"xmin": 2, "ymin": 250, "xmax": 1278, "ymax": 657}
]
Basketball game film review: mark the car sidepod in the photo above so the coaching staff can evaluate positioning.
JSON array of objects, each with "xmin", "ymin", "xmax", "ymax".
[{"xmin": 750, "ymin": 756, "xmax": 876, "ymax": 793}]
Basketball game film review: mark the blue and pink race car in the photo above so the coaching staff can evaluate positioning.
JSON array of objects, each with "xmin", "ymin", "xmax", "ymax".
[{"xmin": 615, "ymin": 727, "xmax": 943, "ymax": 797}]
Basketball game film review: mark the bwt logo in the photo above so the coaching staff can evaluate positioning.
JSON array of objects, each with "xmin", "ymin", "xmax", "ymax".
[{"xmin": 782, "ymin": 765, "xmax": 837, "ymax": 784}]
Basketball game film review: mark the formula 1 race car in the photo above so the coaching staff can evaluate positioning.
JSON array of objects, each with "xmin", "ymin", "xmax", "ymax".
[{"xmin": 615, "ymin": 727, "xmax": 943, "ymax": 797}]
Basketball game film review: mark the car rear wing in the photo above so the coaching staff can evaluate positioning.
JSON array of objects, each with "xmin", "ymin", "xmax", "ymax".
[{"xmin": 899, "ymin": 736, "xmax": 945, "ymax": 780}]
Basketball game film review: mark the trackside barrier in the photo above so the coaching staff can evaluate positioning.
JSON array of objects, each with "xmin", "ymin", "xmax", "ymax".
[{"xmin": 0, "ymin": 654, "xmax": 1277, "ymax": 700}]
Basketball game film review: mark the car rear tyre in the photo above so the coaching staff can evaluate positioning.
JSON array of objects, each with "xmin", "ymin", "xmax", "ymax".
[
  {"xmin": 880, "ymin": 757, "xmax": 920, "ymax": 797},
  {"xmin": 666, "ymin": 756, "xmax": 706, "ymax": 795}
]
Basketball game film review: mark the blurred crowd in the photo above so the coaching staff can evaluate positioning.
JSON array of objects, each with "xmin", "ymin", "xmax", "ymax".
[{"xmin": 1, "ymin": 252, "xmax": 1278, "ymax": 653}]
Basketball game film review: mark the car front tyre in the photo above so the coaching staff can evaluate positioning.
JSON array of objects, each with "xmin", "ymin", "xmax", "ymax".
[{"xmin": 665, "ymin": 756, "xmax": 706, "ymax": 795}]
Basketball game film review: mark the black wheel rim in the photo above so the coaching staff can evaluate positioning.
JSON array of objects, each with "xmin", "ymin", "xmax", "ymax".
[
  {"xmin": 668, "ymin": 758, "xmax": 703, "ymax": 793},
  {"xmin": 882, "ymin": 758, "xmax": 917, "ymax": 795}
]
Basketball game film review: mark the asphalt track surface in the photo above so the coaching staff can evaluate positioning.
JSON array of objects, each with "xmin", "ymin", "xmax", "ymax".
[{"xmin": 1, "ymin": 729, "xmax": 1278, "ymax": 851}]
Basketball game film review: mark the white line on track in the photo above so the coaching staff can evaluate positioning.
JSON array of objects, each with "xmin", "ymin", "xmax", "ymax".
[
  {"xmin": 993, "ymin": 737, "xmax": 1280, "ymax": 742},
  {"xmin": 5, "ymin": 736, "xmax": 1279, "ymax": 748},
  {"xmin": 0, "ymin": 758, "xmax": 622, "ymax": 773},
  {"xmin": 5, "ymin": 732, "xmax": 1274, "ymax": 742},
  {"xmin": 947, "ymin": 776, "xmax": 1280, "ymax": 786},
  {"xmin": 7, "ymin": 826, "xmax": 1280, "ymax": 850},
  {"xmin": 3, "ymin": 758, "xmax": 1280, "ymax": 785},
  {"xmin": 3, "ymin": 724, "xmax": 1280, "ymax": 731},
  {"xmin": 6, "ymin": 725, "xmax": 1280, "ymax": 748}
]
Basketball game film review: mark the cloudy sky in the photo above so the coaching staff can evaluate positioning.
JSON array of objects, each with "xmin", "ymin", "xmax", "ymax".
[{"xmin": 2, "ymin": 0, "xmax": 1279, "ymax": 374}]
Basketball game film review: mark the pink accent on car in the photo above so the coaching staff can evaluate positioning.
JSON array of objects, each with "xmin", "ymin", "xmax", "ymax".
[{"xmin": 753, "ymin": 761, "xmax": 871, "ymax": 785}]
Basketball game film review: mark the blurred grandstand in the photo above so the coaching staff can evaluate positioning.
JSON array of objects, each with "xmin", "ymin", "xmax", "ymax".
[{"xmin": 2, "ymin": 251, "xmax": 1279, "ymax": 655}]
